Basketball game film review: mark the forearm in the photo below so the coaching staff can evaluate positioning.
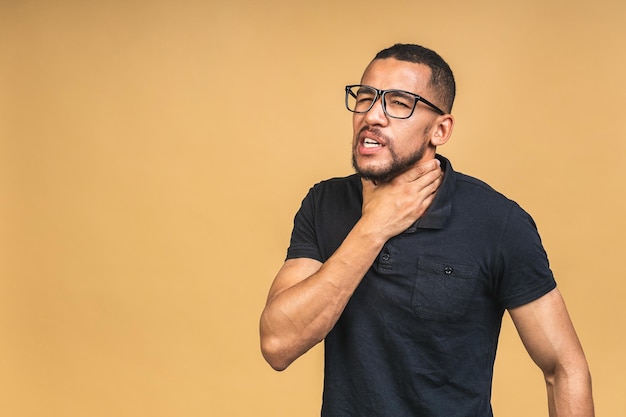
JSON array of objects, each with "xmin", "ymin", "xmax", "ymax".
[
  {"xmin": 546, "ymin": 363, "xmax": 594, "ymax": 417},
  {"xmin": 260, "ymin": 220, "xmax": 386, "ymax": 371}
]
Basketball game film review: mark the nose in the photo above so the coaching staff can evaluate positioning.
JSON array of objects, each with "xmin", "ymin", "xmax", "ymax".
[{"xmin": 362, "ymin": 95, "xmax": 388, "ymax": 126}]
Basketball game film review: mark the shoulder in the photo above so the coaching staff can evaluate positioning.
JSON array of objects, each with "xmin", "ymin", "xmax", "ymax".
[
  {"xmin": 453, "ymin": 171, "xmax": 517, "ymax": 209},
  {"xmin": 449, "ymin": 169, "xmax": 541, "ymax": 235},
  {"xmin": 439, "ymin": 155, "xmax": 517, "ymax": 213},
  {"xmin": 455, "ymin": 171, "xmax": 502, "ymax": 196},
  {"xmin": 305, "ymin": 174, "xmax": 361, "ymax": 201},
  {"xmin": 311, "ymin": 173, "xmax": 360, "ymax": 190}
]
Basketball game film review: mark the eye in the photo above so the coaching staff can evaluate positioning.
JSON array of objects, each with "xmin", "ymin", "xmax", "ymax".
[
  {"xmin": 355, "ymin": 92, "xmax": 376, "ymax": 110},
  {"xmin": 390, "ymin": 99, "xmax": 410, "ymax": 108},
  {"xmin": 386, "ymin": 91, "xmax": 414, "ymax": 108}
]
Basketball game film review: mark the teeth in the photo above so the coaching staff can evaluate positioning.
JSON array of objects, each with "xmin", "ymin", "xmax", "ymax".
[{"xmin": 363, "ymin": 138, "xmax": 381, "ymax": 148}]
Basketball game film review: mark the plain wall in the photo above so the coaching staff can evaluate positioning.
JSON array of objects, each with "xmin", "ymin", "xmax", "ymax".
[{"xmin": 2, "ymin": 1, "xmax": 625, "ymax": 416}]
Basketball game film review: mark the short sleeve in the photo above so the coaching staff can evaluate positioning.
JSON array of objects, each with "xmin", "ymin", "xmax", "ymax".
[
  {"xmin": 496, "ymin": 203, "xmax": 557, "ymax": 309},
  {"xmin": 286, "ymin": 186, "xmax": 323, "ymax": 262}
]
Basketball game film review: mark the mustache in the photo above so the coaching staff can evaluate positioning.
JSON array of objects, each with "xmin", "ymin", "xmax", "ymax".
[{"xmin": 357, "ymin": 126, "xmax": 390, "ymax": 144}]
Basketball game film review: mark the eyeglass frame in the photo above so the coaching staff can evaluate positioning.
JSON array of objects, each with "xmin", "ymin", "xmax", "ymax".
[{"xmin": 345, "ymin": 84, "xmax": 446, "ymax": 119}]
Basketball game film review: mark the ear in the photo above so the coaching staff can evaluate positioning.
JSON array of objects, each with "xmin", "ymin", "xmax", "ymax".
[{"xmin": 429, "ymin": 114, "xmax": 455, "ymax": 147}]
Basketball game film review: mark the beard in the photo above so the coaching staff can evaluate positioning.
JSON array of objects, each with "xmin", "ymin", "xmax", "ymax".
[{"xmin": 352, "ymin": 139, "xmax": 427, "ymax": 184}]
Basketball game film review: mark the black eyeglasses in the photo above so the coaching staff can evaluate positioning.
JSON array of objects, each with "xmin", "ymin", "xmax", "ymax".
[{"xmin": 345, "ymin": 84, "xmax": 445, "ymax": 119}]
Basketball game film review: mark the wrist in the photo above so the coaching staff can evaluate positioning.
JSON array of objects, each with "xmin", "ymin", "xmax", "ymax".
[{"xmin": 351, "ymin": 218, "xmax": 389, "ymax": 250}]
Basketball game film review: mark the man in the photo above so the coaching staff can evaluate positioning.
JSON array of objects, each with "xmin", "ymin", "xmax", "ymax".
[{"xmin": 260, "ymin": 44, "xmax": 594, "ymax": 416}]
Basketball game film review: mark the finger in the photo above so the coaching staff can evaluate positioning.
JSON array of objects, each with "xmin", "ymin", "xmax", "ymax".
[
  {"xmin": 400, "ymin": 158, "xmax": 441, "ymax": 183},
  {"xmin": 414, "ymin": 192, "xmax": 437, "ymax": 218},
  {"xmin": 426, "ymin": 174, "xmax": 443, "ymax": 194},
  {"xmin": 411, "ymin": 172, "xmax": 443, "ymax": 203},
  {"xmin": 408, "ymin": 166, "xmax": 443, "ymax": 190}
]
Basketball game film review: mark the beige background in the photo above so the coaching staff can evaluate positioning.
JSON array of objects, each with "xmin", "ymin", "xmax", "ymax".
[{"xmin": 1, "ymin": 1, "xmax": 625, "ymax": 416}]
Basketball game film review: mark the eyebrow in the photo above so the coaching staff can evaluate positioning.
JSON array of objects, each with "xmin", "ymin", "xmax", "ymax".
[{"xmin": 356, "ymin": 87, "xmax": 375, "ymax": 95}]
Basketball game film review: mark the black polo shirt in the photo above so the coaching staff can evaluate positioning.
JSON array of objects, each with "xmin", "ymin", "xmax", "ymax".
[{"xmin": 286, "ymin": 154, "xmax": 556, "ymax": 417}]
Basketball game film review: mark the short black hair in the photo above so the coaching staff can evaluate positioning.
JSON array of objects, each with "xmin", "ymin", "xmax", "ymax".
[{"xmin": 374, "ymin": 43, "xmax": 456, "ymax": 113}]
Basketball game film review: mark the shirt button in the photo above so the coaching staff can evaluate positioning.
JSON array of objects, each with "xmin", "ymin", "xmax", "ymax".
[
  {"xmin": 382, "ymin": 253, "xmax": 390, "ymax": 261},
  {"xmin": 443, "ymin": 266, "xmax": 453, "ymax": 275}
]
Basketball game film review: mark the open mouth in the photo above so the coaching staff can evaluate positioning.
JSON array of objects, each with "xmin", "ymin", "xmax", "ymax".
[{"xmin": 363, "ymin": 138, "xmax": 382, "ymax": 148}]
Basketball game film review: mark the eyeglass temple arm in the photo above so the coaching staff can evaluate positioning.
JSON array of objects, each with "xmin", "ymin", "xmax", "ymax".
[{"xmin": 418, "ymin": 97, "xmax": 445, "ymax": 115}]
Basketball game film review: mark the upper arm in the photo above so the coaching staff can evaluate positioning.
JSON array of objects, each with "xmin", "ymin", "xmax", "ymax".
[{"xmin": 509, "ymin": 287, "xmax": 587, "ymax": 375}]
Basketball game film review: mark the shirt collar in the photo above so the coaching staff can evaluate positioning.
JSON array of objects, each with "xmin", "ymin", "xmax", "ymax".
[{"xmin": 406, "ymin": 154, "xmax": 455, "ymax": 232}]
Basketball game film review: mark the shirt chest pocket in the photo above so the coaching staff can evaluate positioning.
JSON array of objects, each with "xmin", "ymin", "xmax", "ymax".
[{"xmin": 411, "ymin": 257, "xmax": 480, "ymax": 322}]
